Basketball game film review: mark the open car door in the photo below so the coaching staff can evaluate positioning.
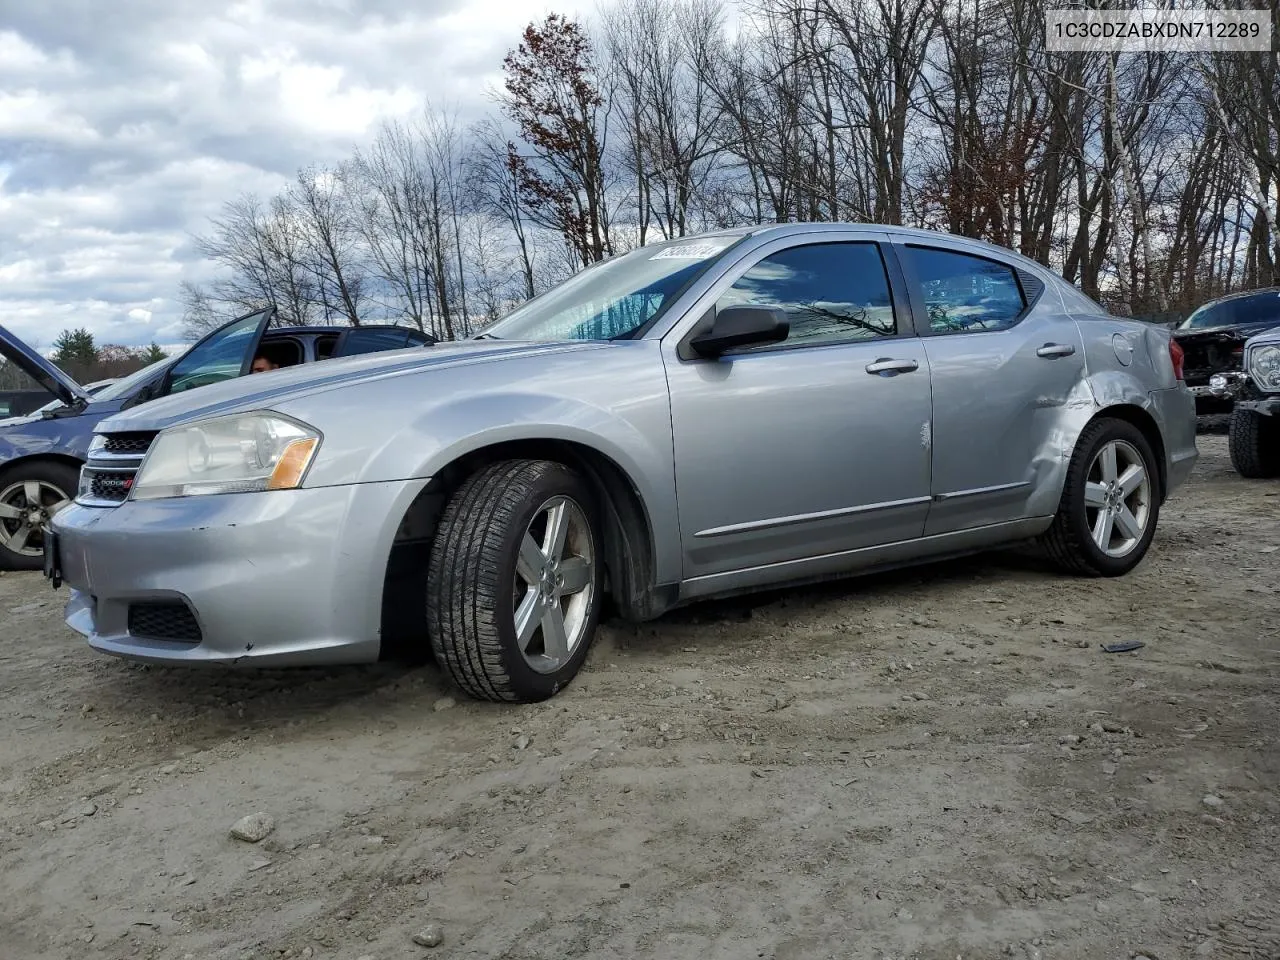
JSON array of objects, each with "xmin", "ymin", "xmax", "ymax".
[
  {"xmin": 123, "ymin": 307, "xmax": 275, "ymax": 409},
  {"xmin": 330, "ymin": 325, "xmax": 435, "ymax": 358},
  {"xmin": 0, "ymin": 323, "xmax": 94, "ymax": 410}
]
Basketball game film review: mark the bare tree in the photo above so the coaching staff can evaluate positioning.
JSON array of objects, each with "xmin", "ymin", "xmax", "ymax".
[{"xmin": 290, "ymin": 165, "xmax": 368, "ymax": 325}]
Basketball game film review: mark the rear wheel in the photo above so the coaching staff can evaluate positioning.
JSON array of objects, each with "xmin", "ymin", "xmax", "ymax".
[
  {"xmin": 1038, "ymin": 418, "xmax": 1160, "ymax": 577},
  {"xmin": 0, "ymin": 461, "xmax": 79, "ymax": 571},
  {"xmin": 1228, "ymin": 407, "xmax": 1280, "ymax": 478},
  {"xmin": 426, "ymin": 459, "xmax": 603, "ymax": 702}
]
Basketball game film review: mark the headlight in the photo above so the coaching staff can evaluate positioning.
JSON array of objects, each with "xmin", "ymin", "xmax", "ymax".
[
  {"xmin": 1249, "ymin": 343, "xmax": 1280, "ymax": 392},
  {"xmin": 130, "ymin": 412, "xmax": 321, "ymax": 500}
]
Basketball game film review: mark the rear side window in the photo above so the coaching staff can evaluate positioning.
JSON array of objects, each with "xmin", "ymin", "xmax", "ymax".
[
  {"xmin": 716, "ymin": 241, "xmax": 897, "ymax": 349},
  {"xmin": 904, "ymin": 246, "xmax": 1027, "ymax": 333},
  {"xmin": 333, "ymin": 328, "xmax": 416, "ymax": 357}
]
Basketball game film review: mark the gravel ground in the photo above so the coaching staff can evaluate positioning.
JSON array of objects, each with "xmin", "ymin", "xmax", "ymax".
[{"xmin": 1, "ymin": 434, "xmax": 1277, "ymax": 960}]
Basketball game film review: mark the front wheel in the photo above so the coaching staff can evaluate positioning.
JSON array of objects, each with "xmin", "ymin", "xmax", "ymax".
[
  {"xmin": 0, "ymin": 461, "xmax": 79, "ymax": 571},
  {"xmin": 1228, "ymin": 407, "xmax": 1280, "ymax": 478},
  {"xmin": 426, "ymin": 459, "xmax": 603, "ymax": 702},
  {"xmin": 1038, "ymin": 418, "xmax": 1160, "ymax": 577}
]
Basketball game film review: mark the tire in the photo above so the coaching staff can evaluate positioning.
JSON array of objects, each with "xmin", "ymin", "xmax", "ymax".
[
  {"xmin": 1228, "ymin": 407, "xmax": 1280, "ymax": 478},
  {"xmin": 1038, "ymin": 418, "xmax": 1160, "ymax": 577},
  {"xmin": 426, "ymin": 459, "xmax": 603, "ymax": 702},
  {"xmin": 0, "ymin": 460, "xmax": 80, "ymax": 571}
]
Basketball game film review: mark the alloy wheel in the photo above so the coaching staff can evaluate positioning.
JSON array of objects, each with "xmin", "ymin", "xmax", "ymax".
[
  {"xmin": 1083, "ymin": 439, "xmax": 1151, "ymax": 559},
  {"xmin": 0, "ymin": 480, "xmax": 71, "ymax": 557},
  {"xmin": 511, "ymin": 495, "xmax": 596, "ymax": 674}
]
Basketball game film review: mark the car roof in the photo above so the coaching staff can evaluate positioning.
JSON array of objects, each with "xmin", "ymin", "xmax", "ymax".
[
  {"xmin": 266, "ymin": 324, "xmax": 423, "ymax": 335},
  {"xmin": 1195, "ymin": 286, "xmax": 1280, "ymax": 307},
  {"xmin": 695, "ymin": 222, "xmax": 1056, "ymax": 275}
]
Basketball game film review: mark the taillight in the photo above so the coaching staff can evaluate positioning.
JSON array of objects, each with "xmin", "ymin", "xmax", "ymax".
[{"xmin": 1169, "ymin": 337, "xmax": 1185, "ymax": 380}]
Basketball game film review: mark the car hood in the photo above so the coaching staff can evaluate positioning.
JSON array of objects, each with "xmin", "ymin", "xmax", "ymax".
[
  {"xmin": 1173, "ymin": 319, "xmax": 1279, "ymax": 340},
  {"xmin": 97, "ymin": 339, "xmax": 611, "ymax": 433},
  {"xmin": 1245, "ymin": 324, "xmax": 1280, "ymax": 347},
  {"xmin": 0, "ymin": 412, "xmax": 42, "ymax": 429},
  {"xmin": 0, "ymin": 323, "xmax": 93, "ymax": 406}
]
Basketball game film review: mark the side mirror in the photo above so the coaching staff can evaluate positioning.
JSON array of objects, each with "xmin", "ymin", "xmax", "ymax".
[{"xmin": 688, "ymin": 305, "xmax": 789, "ymax": 358}]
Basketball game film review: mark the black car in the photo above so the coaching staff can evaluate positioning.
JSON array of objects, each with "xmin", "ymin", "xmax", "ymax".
[{"xmin": 1172, "ymin": 287, "xmax": 1280, "ymax": 414}]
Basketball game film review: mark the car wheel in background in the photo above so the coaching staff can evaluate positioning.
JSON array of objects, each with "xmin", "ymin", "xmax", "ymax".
[
  {"xmin": 1039, "ymin": 417, "xmax": 1160, "ymax": 577},
  {"xmin": 426, "ymin": 459, "xmax": 603, "ymax": 702},
  {"xmin": 1228, "ymin": 407, "xmax": 1280, "ymax": 478},
  {"xmin": 0, "ymin": 460, "xmax": 79, "ymax": 571}
]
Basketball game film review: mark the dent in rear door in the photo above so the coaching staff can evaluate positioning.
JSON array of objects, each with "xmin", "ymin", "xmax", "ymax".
[{"xmin": 893, "ymin": 241, "xmax": 1088, "ymax": 534}]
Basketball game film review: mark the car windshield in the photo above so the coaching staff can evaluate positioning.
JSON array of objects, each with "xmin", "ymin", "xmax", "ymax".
[
  {"xmin": 476, "ymin": 235, "xmax": 746, "ymax": 342},
  {"xmin": 93, "ymin": 356, "xmax": 174, "ymax": 401},
  {"xmin": 1180, "ymin": 291, "xmax": 1280, "ymax": 329}
]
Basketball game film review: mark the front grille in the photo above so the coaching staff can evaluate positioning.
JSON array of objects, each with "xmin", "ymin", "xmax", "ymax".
[
  {"xmin": 103, "ymin": 431, "xmax": 158, "ymax": 454},
  {"xmin": 128, "ymin": 602, "xmax": 202, "ymax": 643},
  {"xmin": 89, "ymin": 471, "xmax": 134, "ymax": 502},
  {"xmin": 78, "ymin": 431, "xmax": 158, "ymax": 506}
]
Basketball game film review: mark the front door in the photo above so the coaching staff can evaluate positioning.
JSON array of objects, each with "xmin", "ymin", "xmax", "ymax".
[
  {"xmin": 159, "ymin": 307, "xmax": 275, "ymax": 398},
  {"xmin": 892, "ymin": 241, "xmax": 1088, "ymax": 535},
  {"xmin": 663, "ymin": 236, "xmax": 935, "ymax": 582}
]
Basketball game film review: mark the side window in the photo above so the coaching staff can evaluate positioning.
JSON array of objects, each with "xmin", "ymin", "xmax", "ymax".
[
  {"xmin": 716, "ymin": 242, "xmax": 897, "ymax": 349},
  {"xmin": 332, "ymin": 327, "xmax": 415, "ymax": 358},
  {"xmin": 904, "ymin": 246, "xmax": 1026, "ymax": 333}
]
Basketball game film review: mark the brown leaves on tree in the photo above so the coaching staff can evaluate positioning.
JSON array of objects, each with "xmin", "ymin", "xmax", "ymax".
[{"xmin": 500, "ymin": 14, "xmax": 611, "ymax": 267}]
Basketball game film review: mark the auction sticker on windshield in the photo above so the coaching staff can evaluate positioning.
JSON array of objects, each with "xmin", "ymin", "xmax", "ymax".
[{"xmin": 649, "ymin": 239, "xmax": 736, "ymax": 260}]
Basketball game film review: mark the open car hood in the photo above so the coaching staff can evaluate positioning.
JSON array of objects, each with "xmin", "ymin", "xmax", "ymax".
[{"xmin": 0, "ymin": 323, "xmax": 93, "ymax": 407}]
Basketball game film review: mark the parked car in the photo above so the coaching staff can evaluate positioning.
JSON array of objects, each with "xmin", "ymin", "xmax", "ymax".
[
  {"xmin": 0, "ymin": 309, "xmax": 434, "ymax": 569},
  {"xmin": 1227, "ymin": 325, "xmax": 1280, "ymax": 477},
  {"xmin": 47, "ymin": 223, "xmax": 1197, "ymax": 703},
  {"xmin": 1171, "ymin": 287, "xmax": 1280, "ymax": 414}
]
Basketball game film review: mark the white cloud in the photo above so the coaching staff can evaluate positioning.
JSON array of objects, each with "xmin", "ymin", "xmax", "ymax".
[{"xmin": 0, "ymin": 0, "xmax": 597, "ymax": 350}]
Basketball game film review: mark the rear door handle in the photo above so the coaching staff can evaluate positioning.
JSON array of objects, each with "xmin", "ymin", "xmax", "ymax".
[
  {"xmin": 865, "ymin": 358, "xmax": 919, "ymax": 376},
  {"xmin": 1036, "ymin": 342, "xmax": 1076, "ymax": 358}
]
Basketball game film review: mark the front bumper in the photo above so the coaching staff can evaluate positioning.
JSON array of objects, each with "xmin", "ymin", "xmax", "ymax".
[
  {"xmin": 1188, "ymin": 371, "xmax": 1249, "ymax": 401},
  {"xmin": 1236, "ymin": 397, "xmax": 1280, "ymax": 416},
  {"xmin": 50, "ymin": 478, "xmax": 428, "ymax": 666},
  {"xmin": 1147, "ymin": 385, "xmax": 1198, "ymax": 498}
]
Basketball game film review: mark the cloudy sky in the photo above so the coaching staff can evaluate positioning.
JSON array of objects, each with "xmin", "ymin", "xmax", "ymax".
[{"xmin": 0, "ymin": 0, "xmax": 602, "ymax": 354}]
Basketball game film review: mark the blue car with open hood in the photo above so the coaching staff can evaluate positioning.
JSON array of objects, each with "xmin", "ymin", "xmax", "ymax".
[{"xmin": 0, "ymin": 308, "xmax": 434, "ymax": 569}]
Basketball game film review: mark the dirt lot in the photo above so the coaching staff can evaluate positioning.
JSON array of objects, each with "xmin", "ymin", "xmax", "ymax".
[{"xmin": 1, "ymin": 434, "xmax": 1277, "ymax": 960}]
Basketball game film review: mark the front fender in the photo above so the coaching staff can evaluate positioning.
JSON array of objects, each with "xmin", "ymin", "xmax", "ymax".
[
  {"xmin": 293, "ymin": 387, "xmax": 680, "ymax": 586},
  {"xmin": 0, "ymin": 420, "xmax": 91, "ymax": 472}
]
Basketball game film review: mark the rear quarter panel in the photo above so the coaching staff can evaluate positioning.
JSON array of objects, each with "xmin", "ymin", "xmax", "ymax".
[{"xmin": 1074, "ymin": 312, "xmax": 1197, "ymax": 496}]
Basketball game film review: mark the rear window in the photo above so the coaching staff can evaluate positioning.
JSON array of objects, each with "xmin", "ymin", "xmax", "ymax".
[{"xmin": 1181, "ymin": 291, "xmax": 1280, "ymax": 329}]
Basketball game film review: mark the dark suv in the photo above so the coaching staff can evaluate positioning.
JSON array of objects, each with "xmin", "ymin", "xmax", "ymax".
[
  {"xmin": 0, "ymin": 308, "xmax": 434, "ymax": 569},
  {"xmin": 1172, "ymin": 287, "xmax": 1280, "ymax": 414}
]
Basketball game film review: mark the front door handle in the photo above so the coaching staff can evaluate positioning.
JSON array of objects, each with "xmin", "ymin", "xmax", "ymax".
[
  {"xmin": 865, "ymin": 358, "xmax": 919, "ymax": 376},
  {"xmin": 1036, "ymin": 342, "xmax": 1076, "ymax": 358}
]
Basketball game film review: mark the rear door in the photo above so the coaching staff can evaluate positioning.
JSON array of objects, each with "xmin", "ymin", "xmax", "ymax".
[{"xmin": 892, "ymin": 240, "xmax": 1087, "ymax": 535}]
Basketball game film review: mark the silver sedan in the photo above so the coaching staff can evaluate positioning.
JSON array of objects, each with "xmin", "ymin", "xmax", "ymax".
[{"xmin": 48, "ymin": 223, "xmax": 1198, "ymax": 702}]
